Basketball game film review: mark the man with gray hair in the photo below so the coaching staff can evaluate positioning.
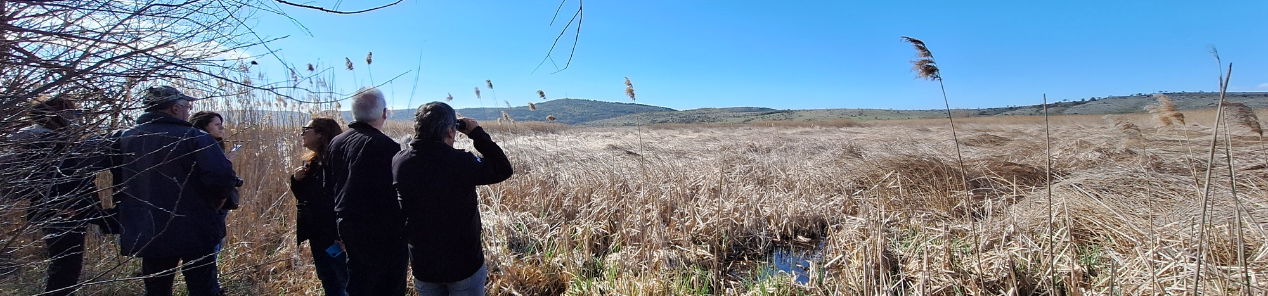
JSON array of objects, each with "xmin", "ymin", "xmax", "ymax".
[
  {"xmin": 322, "ymin": 87, "xmax": 407, "ymax": 295},
  {"xmin": 393, "ymin": 102, "xmax": 513, "ymax": 295}
]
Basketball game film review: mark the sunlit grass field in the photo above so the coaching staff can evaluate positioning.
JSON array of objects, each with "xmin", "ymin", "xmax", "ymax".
[{"xmin": 1, "ymin": 109, "xmax": 1265, "ymax": 295}]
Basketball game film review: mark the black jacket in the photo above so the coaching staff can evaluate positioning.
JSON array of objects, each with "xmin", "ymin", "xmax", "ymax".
[
  {"xmin": 113, "ymin": 112, "xmax": 239, "ymax": 257},
  {"xmin": 322, "ymin": 121, "xmax": 402, "ymax": 234},
  {"xmin": 5, "ymin": 125, "xmax": 108, "ymax": 227},
  {"xmin": 291, "ymin": 161, "xmax": 337, "ymax": 245},
  {"xmin": 393, "ymin": 126, "xmax": 513, "ymax": 283}
]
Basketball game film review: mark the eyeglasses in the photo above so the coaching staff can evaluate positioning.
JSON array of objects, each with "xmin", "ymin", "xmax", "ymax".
[{"xmin": 299, "ymin": 126, "xmax": 315, "ymax": 136}]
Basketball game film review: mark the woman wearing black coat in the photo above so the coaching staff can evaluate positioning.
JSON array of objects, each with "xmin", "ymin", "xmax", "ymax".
[{"xmin": 289, "ymin": 118, "xmax": 346, "ymax": 296}]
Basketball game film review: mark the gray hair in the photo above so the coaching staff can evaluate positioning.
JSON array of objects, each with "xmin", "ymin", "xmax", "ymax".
[
  {"xmin": 351, "ymin": 87, "xmax": 387, "ymax": 122},
  {"xmin": 414, "ymin": 102, "xmax": 456, "ymax": 142}
]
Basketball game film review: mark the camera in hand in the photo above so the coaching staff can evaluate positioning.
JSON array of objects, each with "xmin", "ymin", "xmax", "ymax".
[{"xmin": 456, "ymin": 120, "xmax": 468, "ymax": 131}]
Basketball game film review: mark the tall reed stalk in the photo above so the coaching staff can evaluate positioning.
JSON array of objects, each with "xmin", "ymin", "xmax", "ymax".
[
  {"xmin": 1043, "ymin": 94, "xmax": 1056, "ymax": 292},
  {"xmin": 1219, "ymin": 108, "xmax": 1250, "ymax": 295},
  {"xmin": 1193, "ymin": 63, "xmax": 1232, "ymax": 295},
  {"xmin": 900, "ymin": 36, "xmax": 978, "ymax": 288}
]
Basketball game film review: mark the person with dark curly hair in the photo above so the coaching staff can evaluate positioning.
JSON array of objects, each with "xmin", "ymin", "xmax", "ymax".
[{"xmin": 290, "ymin": 117, "xmax": 347, "ymax": 296}]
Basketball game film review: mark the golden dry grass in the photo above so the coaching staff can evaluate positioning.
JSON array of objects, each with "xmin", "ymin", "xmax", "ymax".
[{"xmin": 1, "ymin": 107, "xmax": 1266, "ymax": 295}]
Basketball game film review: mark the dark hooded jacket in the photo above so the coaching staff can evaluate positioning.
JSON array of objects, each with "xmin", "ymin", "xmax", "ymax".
[
  {"xmin": 113, "ymin": 112, "xmax": 239, "ymax": 258},
  {"xmin": 393, "ymin": 126, "xmax": 513, "ymax": 282}
]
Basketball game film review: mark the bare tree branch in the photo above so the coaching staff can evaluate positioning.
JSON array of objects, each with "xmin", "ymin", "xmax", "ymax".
[
  {"xmin": 274, "ymin": 0, "xmax": 402, "ymax": 15},
  {"xmin": 533, "ymin": 0, "xmax": 582, "ymax": 74}
]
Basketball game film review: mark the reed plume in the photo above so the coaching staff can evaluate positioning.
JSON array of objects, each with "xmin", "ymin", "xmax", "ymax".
[
  {"xmin": 624, "ymin": 77, "xmax": 636, "ymax": 101},
  {"xmin": 529, "ymin": 102, "xmax": 537, "ymax": 111},
  {"xmin": 486, "ymin": 79, "xmax": 494, "ymax": 89},
  {"xmin": 345, "ymin": 57, "xmax": 353, "ymax": 70},
  {"xmin": 366, "ymin": 52, "xmax": 373, "ymax": 65},
  {"xmin": 901, "ymin": 36, "xmax": 940, "ymax": 80},
  {"xmin": 474, "ymin": 87, "xmax": 481, "ymax": 99},
  {"xmin": 546, "ymin": 114, "xmax": 555, "ymax": 122},
  {"xmin": 537, "ymin": 89, "xmax": 546, "ymax": 100},
  {"xmin": 505, "ymin": 100, "xmax": 512, "ymax": 109},
  {"xmin": 1147, "ymin": 94, "xmax": 1186, "ymax": 126},
  {"xmin": 446, "ymin": 93, "xmax": 453, "ymax": 102},
  {"xmin": 307, "ymin": 64, "xmax": 314, "ymax": 72},
  {"xmin": 1223, "ymin": 102, "xmax": 1262, "ymax": 136}
]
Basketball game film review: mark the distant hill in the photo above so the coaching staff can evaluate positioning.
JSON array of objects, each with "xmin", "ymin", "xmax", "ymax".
[
  {"xmin": 317, "ymin": 92, "xmax": 1268, "ymax": 126},
  {"xmin": 588, "ymin": 92, "xmax": 1268, "ymax": 126},
  {"xmin": 975, "ymin": 92, "xmax": 1268, "ymax": 116}
]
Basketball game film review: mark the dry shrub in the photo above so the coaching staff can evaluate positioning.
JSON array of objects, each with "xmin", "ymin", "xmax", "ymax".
[
  {"xmin": 970, "ymin": 159, "xmax": 1050, "ymax": 191},
  {"xmin": 1223, "ymin": 102, "xmax": 1263, "ymax": 136},
  {"xmin": 1146, "ymin": 94, "xmax": 1186, "ymax": 126},
  {"xmin": 962, "ymin": 133, "xmax": 1012, "ymax": 147},
  {"xmin": 750, "ymin": 119, "xmax": 865, "ymax": 128},
  {"xmin": 857, "ymin": 155, "xmax": 969, "ymax": 214},
  {"xmin": 480, "ymin": 121, "xmax": 568, "ymax": 134}
]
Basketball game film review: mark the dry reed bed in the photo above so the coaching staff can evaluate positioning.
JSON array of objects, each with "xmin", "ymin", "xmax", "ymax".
[
  {"xmin": 0, "ymin": 112, "xmax": 1265, "ymax": 295},
  {"xmin": 467, "ymin": 113, "xmax": 1267, "ymax": 294}
]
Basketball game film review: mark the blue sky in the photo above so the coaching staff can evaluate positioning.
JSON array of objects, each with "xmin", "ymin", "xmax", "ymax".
[{"xmin": 247, "ymin": 0, "xmax": 1268, "ymax": 111}]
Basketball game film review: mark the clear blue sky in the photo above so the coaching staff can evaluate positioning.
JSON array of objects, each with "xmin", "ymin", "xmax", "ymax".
[{"xmin": 246, "ymin": 0, "xmax": 1268, "ymax": 111}]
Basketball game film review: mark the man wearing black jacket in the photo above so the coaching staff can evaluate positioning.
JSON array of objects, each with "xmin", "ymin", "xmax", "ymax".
[
  {"xmin": 393, "ymin": 102, "xmax": 513, "ymax": 295},
  {"xmin": 322, "ymin": 87, "xmax": 407, "ymax": 296}
]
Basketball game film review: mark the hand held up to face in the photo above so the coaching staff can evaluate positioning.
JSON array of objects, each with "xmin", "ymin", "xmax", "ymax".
[{"xmin": 457, "ymin": 117, "xmax": 479, "ymax": 135}]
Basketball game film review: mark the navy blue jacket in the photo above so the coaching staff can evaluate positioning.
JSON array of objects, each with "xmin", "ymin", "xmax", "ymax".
[
  {"xmin": 393, "ymin": 126, "xmax": 513, "ymax": 282},
  {"xmin": 113, "ymin": 112, "xmax": 239, "ymax": 258}
]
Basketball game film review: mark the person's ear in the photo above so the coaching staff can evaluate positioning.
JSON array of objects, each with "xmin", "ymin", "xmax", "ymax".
[{"xmin": 380, "ymin": 108, "xmax": 388, "ymax": 120}]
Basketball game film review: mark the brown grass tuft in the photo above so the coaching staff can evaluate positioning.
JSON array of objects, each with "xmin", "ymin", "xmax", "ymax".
[
  {"xmin": 1147, "ymin": 94, "xmax": 1186, "ymax": 126},
  {"xmin": 962, "ymin": 133, "xmax": 1012, "ymax": 147},
  {"xmin": 1104, "ymin": 116, "xmax": 1145, "ymax": 140},
  {"xmin": 1223, "ymin": 102, "xmax": 1262, "ymax": 136},
  {"xmin": 528, "ymin": 102, "xmax": 536, "ymax": 111},
  {"xmin": 546, "ymin": 114, "xmax": 555, "ymax": 122}
]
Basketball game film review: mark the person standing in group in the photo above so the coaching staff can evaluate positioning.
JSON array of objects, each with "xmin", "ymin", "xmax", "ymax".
[
  {"xmin": 394, "ymin": 102, "xmax": 513, "ymax": 295},
  {"xmin": 113, "ymin": 86, "xmax": 240, "ymax": 296},
  {"xmin": 322, "ymin": 87, "xmax": 407, "ymax": 296},
  {"xmin": 290, "ymin": 117, "xmax": 347, "ymax": 296},
  {"xmin": 5, "ymin": 96, "xmax": 110, "ymax": 296},
  {"xmin": 189, "ymin": 111, "xmax": 240, "ymax": 226}
]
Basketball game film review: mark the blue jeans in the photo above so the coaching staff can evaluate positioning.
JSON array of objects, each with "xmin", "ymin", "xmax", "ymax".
[
  {"xmin": 414, "ymin": 263, "xmax": 487, "ymax": 296},
  {"xmin": 310, "ymin": 241, "xmax": 349, "ymax": 296}
]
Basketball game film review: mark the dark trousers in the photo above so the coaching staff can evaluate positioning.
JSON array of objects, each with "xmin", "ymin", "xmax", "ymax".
[
  {"xmin": 339, "ymin": 220, "xmax": 408, "ymax": 296},
  {"xmin": 43, "ymin": 225, "xmax": 86, "ymax": 296},
  {"xmin": 310, "ymin": 239, "xmax": 349, "ymax": 296},
  {"xmin": 140, "ymin": 250, "xmax": 221, "ymax": 296}
]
